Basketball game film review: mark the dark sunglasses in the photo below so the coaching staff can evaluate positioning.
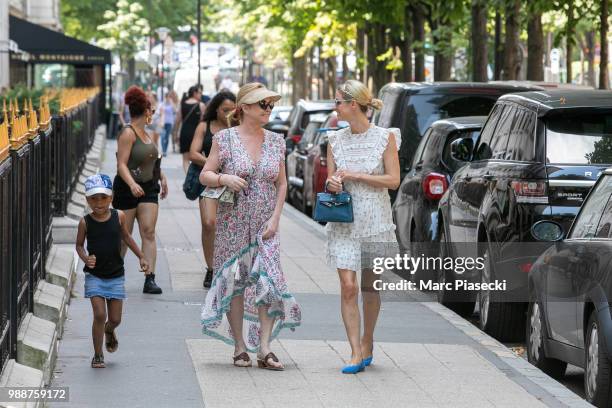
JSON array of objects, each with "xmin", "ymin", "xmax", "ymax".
[
  {"xmin": 334, "ymin": 99, "xmax": 352, "ymax": 105},
  {"xmin": 258, "ymin": 100, "xmax": 275, "ymax": 111}
]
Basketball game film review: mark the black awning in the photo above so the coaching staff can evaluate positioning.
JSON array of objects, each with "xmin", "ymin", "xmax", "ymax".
[{"xmin": 9, "ymin": 15, "xmax": 111, "ymax": 65}]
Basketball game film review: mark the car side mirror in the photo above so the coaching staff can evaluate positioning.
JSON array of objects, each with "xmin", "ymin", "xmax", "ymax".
[
  {"xmin": 450, "ymin": 138, "xmax": 474, "ymax": 162},
  {"xmin": 531, "ymin": 220, "xmax": 564, "ymax": 242}
]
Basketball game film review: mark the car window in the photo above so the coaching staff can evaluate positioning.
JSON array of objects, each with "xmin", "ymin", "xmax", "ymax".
[
  {"xmin": 411, "ymin": 128, "xmax": 432, "ymax": 169},
  {"xmin": 595, "ymin": 195, "xmax": 612, "ymax": 238},
  {"xmin": 299, "ymin": 121, "xmax": 324, "ymax": 148},
  {"xmin": 474, "ymin": 104, "xmax": 503, "ymax": 160},
  {"xmin": 442, "ymin": 129, "xmax": 481, "ymax": 172},
  {"xmin": 506, "ymin": 108, "xmax": 537, "ymax": 161},
  {"xmin": 410, "ymin": 94, "xmax": 499, "ymax": 135},
  {"xmin": 546, "ymin": 111, "xmax": 612, "ymax": 164},
  {"xmin": 570, "ymin": 177, "xmax": 612, "ymax": 239},
  {"xmin": 377, "ymin": 90, "xmax": 401, "ymax": 128},
  {"xmin": 490, "ymin": 104, "xmax": 516, "ymax": 159}
]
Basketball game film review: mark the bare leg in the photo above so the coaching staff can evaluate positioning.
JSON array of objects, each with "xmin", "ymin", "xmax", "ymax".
[
  {"xmin": 226, "ymin": 294, "xmax": 249, "ymax": 366},
  {"xmin": 90, "ymin": 297, "xmax": 107, "ymax": 356},
  {"xmin": 119, "ymin": 208, "xmax": 137, "ymax": 258},
  {"xmin": 136, "ymin": 203, "xmax": 159, "ymax": 274},
  {"xmin": 360, "ymin": 268, "xmax": 380, "ymax": 359},
  {"xmin": 257, "ymin": 306, "xmax": 283, "ymax": 369},
  {"xmin": 105, "ymin": 299, "xmax": 123, "ymax": 331},
  {"xmin": 199, "ymin": 198, "xmax": 217, "ymax": 269},
  {"xmin": 338, "ymin": 268, "xmax": 362, "ymax": 365},
  {"xmin": 182, "ymin": 153, "xmax": 190, "ymax": 173}
]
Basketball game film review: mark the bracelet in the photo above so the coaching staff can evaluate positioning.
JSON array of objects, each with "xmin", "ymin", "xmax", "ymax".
[{"xmin": 217, "ymin": 173, "xmax": 223, "ymax": 186}]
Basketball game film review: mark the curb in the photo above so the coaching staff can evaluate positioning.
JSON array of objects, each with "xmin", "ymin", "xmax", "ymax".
[
  {"xmin": 282, "ymin": 202, "xmax": 592, "ymax": 407},
  {"xmin": 0, "ymin": 125, "xmax": 107, "ymax": 405}
]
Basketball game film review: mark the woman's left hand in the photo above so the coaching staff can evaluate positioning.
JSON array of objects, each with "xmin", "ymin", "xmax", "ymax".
[
  {"xmin": 160, "ymin": 175, "xmax": 168, "ymax": 199},
  {"xmin": 262, "ymin": 219, "xmax": 279, "ymax": 240},
  {"xmin": 335, "ymin": 170, "xmax": 360, "ymax": 183}
]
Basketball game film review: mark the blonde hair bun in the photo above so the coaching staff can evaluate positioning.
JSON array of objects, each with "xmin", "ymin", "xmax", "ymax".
[{"xmin": 369, "ymin": 98, "xmax": 383, "ymax": 111}]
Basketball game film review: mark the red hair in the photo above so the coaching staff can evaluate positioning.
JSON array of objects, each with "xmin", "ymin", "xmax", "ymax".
[{"xmin": 124, "ymin": 86, "xmax": 150, "ymax": 117}]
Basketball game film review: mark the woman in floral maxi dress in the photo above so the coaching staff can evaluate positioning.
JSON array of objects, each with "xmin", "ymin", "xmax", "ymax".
[{"xmin": 199, "ymin": 83, "xmax": 301, "ymax": 370}]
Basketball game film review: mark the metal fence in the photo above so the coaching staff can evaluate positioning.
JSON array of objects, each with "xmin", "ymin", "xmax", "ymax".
[{"xmin": 0, "ymin": 91, "xmax": 100, "ymax": 373}]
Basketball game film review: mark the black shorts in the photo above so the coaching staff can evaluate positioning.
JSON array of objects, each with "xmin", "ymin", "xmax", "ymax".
[{"xmin": 112, "ymin": 175, "xmax": 160, "ymax": 210}]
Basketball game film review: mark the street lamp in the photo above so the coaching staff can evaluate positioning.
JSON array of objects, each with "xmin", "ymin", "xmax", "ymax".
[{"xmin": 155, "ymin": 27, "xmax": 170, "ymax": 101}]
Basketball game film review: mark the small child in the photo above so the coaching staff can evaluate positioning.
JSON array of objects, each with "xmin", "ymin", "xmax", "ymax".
[{"xmin": 76, "ymin": 174, "xmax": 149, "ymax": 368}]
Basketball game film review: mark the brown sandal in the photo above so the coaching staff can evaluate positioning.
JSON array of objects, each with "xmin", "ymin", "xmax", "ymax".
[
  {"xmin": 233, "ymin": 352, "xmax": 252, "ymax": 367},
  {"xmin": 257, "ymin": 352, "xmax": 284, "ymax": 371},
  {"xmin": 104, "ymin": 324, "xmax": 118, "ymax": 353}
]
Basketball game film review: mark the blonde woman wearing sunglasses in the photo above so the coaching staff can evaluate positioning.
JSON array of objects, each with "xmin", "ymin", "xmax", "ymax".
[
  {"xmin": 199, "ymin": 83, "xmax": 301, "ymax": 370},
  {"xmin": 326, "ymin": 80, "xmax": 401, "ymax": 374}
]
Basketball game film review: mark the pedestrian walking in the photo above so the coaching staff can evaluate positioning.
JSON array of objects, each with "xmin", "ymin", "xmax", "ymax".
[
  {"xmin": 113, "ymin": 85, "xmax": 168, "ymax": 295},
  {"xmin": 76, "ymin": 174, "xmax": 150, "ymax": 368},
  {"xmin": 145, "ymin": 91, "xmax": 162, "ymax": 148},
  {"xmin": 161, "ymin": 92, "xmax": 177, "ymax": 157},
  {"xmin": 325, "ymin": 80, "xmax": 401, "ymax": 374},
  {"xmin": 199, "ymin": 83, "xmax": 301, "ymax": 370},
  {"xmin": 188, "ymin": 90, "xmax": 237, "ymax": 288},
  {"xmin": 175, "ymin": 85, "xmax": 205, "ymax": 173}
]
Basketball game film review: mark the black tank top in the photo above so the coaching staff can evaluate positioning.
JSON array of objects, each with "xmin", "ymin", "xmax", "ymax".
[
  {"xmin": 202, "ymin": 121, "xmax": 214, "ymax": 157},
  {"xmin": 180, "ymin": 100, "xmax": 201, "ymax": 138},
  {"xmin": 83, "ymin": 209, "xmax": 124, "ymax": 279}
]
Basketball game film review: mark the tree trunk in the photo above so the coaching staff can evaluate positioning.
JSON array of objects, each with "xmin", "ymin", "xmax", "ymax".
[
  {"xmin": 319, "ymin": 46, "xmax": 325, "ymax": 99},
  {"xmin": 432, "ymin": 17, "xmax": 452, "ymax": 81},
  {"xmin": 326, "ymin": 57, "xmax": 336, "ymax": 98},
  {"xmin": 291, "ymin": 52, "xmax": 307, "ymax": 103},
  {"xmin": 356, "ymin": 27, "xmax": 365, "ymax": 81},
  {"xmin": 371, "ymin": 22, "xmax": 387, "ymax": 94},
  {"xmin": 471, "ymin": 0, "xmax": 488, "ymax": 82},
  {"xmin": 566, "ymin": 0, "xmax": 574, "ymax": 83},
  {"xmin": 127, "ymin": 57, "xmax": 136, "ymax": 82},
  {"xmin": 307, "ymin": 48, "xmax": 314, "ymax": 99},
  {"xmin": 412, "ymin": 4, "xmax": 426, "ymax": 81},
  {"xmin": 600, "ymin": 0, "xmax": 609, "ymax": 89},
  {"xmin": 585, "ymin": 30, "xmax": 596, "ymax": 87},
  {"xmin": 494, "ymin": 10, "xmax": 503, "ymax": 80},
  {"xmin": 342, "ymin": 53, "xmax": 349, "ymax": 81},
  {"xmin": 502, "ymin": 0, "xmax": 521, "ymax": 80},
  {"xmin": 527, "ymin": 13, "xmax": 544, "ymax": 81},
  {"xmin": 400, "ymin": 5, "xmax": 413, "ymax": 82}
]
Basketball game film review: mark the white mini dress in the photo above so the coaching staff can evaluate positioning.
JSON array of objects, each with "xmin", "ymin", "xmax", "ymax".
[{"xmin": 325, "ymin": 125, "xmax": 401, "ymax": 272}]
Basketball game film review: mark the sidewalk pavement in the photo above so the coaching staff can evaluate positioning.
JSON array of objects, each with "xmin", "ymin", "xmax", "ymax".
[{"xmin": 50, "ymin": 139, "xmax": 592, "ymax": 408}]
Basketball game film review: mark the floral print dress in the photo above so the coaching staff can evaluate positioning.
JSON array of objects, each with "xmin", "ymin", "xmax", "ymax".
[{"xmin": 200, "ymin": 127, "xmax": 301, "ymax": 352}]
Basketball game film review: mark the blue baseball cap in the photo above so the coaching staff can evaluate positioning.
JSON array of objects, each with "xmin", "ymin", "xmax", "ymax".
[{"xmin": 84, "ymin": 174, "xmax": 113, "ymax": 197}]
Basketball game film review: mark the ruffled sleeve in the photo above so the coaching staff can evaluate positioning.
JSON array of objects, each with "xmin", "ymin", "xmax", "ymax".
[
  {"xmin": 327, "ymin": 128, "xmax": 349, "ymax": 170},
  {"xmin": 387, "ymin": 127, "xmax": 402, "ymax": 151}
]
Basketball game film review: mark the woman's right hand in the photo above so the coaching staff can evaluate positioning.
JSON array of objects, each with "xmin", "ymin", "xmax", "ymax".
[
  {"xmin": 129, "ymin": 183, "xmax": 145, "ymax": 197},
  {"xmin": 221, "ymin": 174, "xmax": 248, "ymax": 192},
  {"xmin": 326, "ymin": 175, "xmax": 343, "ymax": 193}
]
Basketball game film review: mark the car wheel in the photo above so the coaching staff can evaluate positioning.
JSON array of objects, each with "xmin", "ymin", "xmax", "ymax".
[
  {"xmin": 409, "ymin": 223, "xmax": 431, "ymax": 284},
  {"xmin": 585, "ymin": 310, "xmax": 612, "ymax": 406},
  {"xmin": 526, "ymin": 300, "xmax": 567, "ymax": 379},
  {"xmin": 478, "ymin": 246, "xmax": 526, "ymax": 342},
  {"xmin": 437, "ymin": 228, "xmax": 475, "ymax": 317}
]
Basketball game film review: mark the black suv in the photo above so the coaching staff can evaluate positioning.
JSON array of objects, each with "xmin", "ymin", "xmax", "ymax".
[
  {"xmin": 438, "ymin": 89, "xmax": 612, "ymax": 341},
  {"xmin": 374, "ymin": 82, "xmax": 543, "ymax": 201}
]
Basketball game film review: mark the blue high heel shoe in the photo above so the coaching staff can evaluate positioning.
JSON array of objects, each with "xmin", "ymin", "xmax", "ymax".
[
  {"xmin": 362, "ymin": 356, "xmax": 373, "ymax": 367},
  {"xmin": 341, "ymin": 360, "xmax": 365, "ymax": 374}
]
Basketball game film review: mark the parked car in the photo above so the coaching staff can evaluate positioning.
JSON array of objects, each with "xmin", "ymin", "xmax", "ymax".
[
  {"xmin": 437, "ymin": 89, "xmax": 612, "ymax": 341},
  {"xmin": 286, "ymin": 112, "xmax": 348, "ymax": 213},
  {"xmin": 393, "ymin": 116, "xmax": 485, "ymax": 281},
  {"xmin": 374, "ymin": 82, "xmax": 543, "ymax": 202},
  {"xmin": 284, "ymin": 99, "xmax": 335, "ymax": 156},
  {"xmin": 528, "ymin": 169, "xmax": 612, "ymax": 406},
  {"xmin": 264, "ymin": 105, "xmax": 293, "ymax": 136}
]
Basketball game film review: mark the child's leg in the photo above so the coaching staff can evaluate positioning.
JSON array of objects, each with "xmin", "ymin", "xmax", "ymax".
[
  {"xmin": 106, "ymin": 299, "xmax": 123, "ymax": 331},
  {"xmin": 90, "ymin": 297, "xmax": 107, "ymax": 356},
  {"xmin": 120, "ymin": 208, "xmax": 138, "ymax": 258}
]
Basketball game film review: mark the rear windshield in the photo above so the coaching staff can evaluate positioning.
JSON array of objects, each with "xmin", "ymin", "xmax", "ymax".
[
  {"xmin": 410, "ymin": 93, "xmax": 500, "ymax": 134},
  {"xmin": 546, "ymin": 112, "xmax": 612, "ymax": 164}
]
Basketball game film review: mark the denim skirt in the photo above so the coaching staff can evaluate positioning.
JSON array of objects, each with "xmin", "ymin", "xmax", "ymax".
[{"xmin": 84, "ymin": 273, "xmax": 126, "ymax": 300}]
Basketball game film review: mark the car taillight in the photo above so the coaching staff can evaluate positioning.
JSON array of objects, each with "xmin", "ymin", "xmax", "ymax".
[
  {"xmin": 423, "ymin": 173, "xmax": 448, "ymax": 200},
  {"xmin": 511, "ymin": 181, "xmax": 548, "ymax": 204},
  {"xmin": 519, "ymin": 263, "xmax": 532, "ymax": 273},
  {"xmin": 291, "ymin": 134, "xmax": 302, "ymax": 144}
]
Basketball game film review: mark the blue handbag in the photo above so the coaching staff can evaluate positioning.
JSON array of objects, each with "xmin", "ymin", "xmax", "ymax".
[{"xmin": 313, "ymin": 189, "xmax": 354, "ymax": 223}]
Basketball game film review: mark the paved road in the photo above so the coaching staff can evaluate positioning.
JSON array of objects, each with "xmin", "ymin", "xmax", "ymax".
[{"xmin": 50, "ymin": 140, "xmax": 590, "ymax": 407}]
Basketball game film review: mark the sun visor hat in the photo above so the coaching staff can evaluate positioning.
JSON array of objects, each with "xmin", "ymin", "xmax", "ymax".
[{"xmin": 239, "ymin": 85, "xmax": 281, "ymax": 105}]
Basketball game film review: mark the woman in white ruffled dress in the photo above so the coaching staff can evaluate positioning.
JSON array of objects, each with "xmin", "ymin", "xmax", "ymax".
[{"xmin": 325, "ymin": 80, "xmax": 401, "ymax": 374}]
